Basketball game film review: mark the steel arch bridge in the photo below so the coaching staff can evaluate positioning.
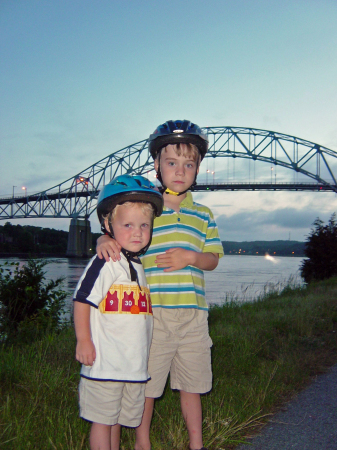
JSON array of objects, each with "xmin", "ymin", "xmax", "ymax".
[{"xmin": 1, "ymin": 126, "xmax": 337, "ymax": 221}]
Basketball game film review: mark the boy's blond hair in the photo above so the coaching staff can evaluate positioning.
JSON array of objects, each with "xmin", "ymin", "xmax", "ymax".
[
  {"xmin": 103, "ymin": 201, "xmax": 154, "ymax": 228},
  {"xmin": 160, "ymin": 143, "xmax": 200, "ymax": 162}
]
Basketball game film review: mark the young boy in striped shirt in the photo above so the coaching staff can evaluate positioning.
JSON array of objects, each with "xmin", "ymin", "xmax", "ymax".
[{"xmin": 97, "ymin": 120, "xmax": 224, "ymax": 450}]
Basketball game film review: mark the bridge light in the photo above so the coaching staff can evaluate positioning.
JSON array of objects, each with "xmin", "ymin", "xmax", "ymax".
[{"xmin": 77, "ymin": 176, "xmax": 89, "ymax": 185}]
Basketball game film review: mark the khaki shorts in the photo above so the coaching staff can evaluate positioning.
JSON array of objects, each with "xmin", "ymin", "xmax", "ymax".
[
  {"xmin": 79, "ymin": 377, "xmax": 146, "ymax": 427},
  {"xmin": 145, "ymin": 308, "xmax": 213, "ymax": 398}
]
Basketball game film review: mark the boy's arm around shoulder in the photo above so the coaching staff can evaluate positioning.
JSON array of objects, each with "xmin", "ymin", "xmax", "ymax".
[
  {"xmin": 96, "ymin": 234, "xmax": 122, "ymax": 262},
  {"xmin": 74, "ymin": 300, "xmax": 96, "ymax": 366}
]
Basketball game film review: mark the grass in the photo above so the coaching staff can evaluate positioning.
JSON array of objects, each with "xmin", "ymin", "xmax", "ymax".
[{"xmin": 1, "ymin": 277, "xmax": 337, "ymax": 449}]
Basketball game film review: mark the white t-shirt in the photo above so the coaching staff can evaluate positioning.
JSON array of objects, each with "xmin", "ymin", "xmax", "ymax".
[{"xmin": 73, "ymin": 253, "xmax": 153, "ymax": 382}]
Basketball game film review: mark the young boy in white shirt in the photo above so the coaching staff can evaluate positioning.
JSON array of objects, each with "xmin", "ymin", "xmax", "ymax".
[{"xmin": 74, "ymin": 175, "xmax": 163, "ymax": 450}]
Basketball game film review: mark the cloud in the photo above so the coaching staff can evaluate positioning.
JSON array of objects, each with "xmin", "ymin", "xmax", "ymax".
[
  {"xmin": 215, "ymin": 206, "xmax": 333, "ymax": 242},
  {"xmin": 263, "ymin": 208, "xmax": 319, "ymax": 228}
]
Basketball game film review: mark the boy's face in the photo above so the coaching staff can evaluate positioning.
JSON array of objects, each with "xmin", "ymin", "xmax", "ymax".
[
  {"xmin": 155, "ymin": 144, "xmax": 199, "ymax": 194},
  {"xmin": 104, "ymin": 203, "xmax": 152, "ymax": 253}
]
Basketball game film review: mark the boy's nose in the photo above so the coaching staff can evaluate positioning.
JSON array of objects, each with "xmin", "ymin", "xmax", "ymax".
[
  {"xmin": 133, "ymin": 227, "xmax": 142, "ymax": 236},
  {"xmin": 175, "ymin": 164, "xmax": 185, "ymax": 175}
]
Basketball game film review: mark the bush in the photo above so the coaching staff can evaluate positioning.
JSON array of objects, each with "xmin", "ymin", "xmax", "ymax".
[
  {"xmin": 0, "ymin": 259, "xmax": 68, "ymax": 344},
  {"xmin": 300, "ymin": 213, "xmax": 337, "ymax": 283}
]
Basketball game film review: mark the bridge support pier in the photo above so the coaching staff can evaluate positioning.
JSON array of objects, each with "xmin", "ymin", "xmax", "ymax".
[{"xmin": 66, "ymin": 218, "xmax": 93, "ymax": 258}]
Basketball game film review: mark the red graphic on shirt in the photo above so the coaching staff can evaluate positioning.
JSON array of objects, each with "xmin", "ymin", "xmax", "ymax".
[
  {"xmin": 121, "ymin": 291, "xmax": 135, "ymax": 312},
  {"xmin": 105, "ymin": 290, "xmax": 119, "ymax": 312},
  {"xmin": 130, "ymin": 304, "xmax": 140, "ymax": 314},
  {"xmin": 138, "ymin": 292, "xmax": 148, "ymax": 313}
]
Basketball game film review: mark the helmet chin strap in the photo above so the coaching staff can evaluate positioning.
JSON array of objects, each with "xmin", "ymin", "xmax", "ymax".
[
  {"xmin": 159, "ymin": 183, "xmax": 196, "ymax": 196},
  {"xmin": 164, "ymin": 187, "xmax": 180, "ymax": 196}
]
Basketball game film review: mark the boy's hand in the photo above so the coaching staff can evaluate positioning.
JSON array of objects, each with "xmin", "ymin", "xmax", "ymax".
[
  {"xmin": 155, "ymin": 248, "xmax": 194, "ymax": 272},
  {"xmin": 155, "ymin": 248, "xmax": 219, "ymax": 272},
  {"xmin": 76, "ymin": 339, "xmax": 96, "ymax": 366},
  {"xmin": 96, "ymin": 235, "xmax": 121, "ymax": 262}
]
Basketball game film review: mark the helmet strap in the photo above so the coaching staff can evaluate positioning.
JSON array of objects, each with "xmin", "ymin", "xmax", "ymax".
[
  {"xmin": 164, "ymin": 188, "xmax": 180, "ymax": 196},
  {"xmin": 120, "ymin": 248, "xmax": 141, "ymax": 289}
]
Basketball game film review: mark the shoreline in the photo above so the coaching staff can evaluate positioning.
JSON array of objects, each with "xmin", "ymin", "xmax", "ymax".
[{"xmin": 0, "ymin": 253, "xmax": 303, "ymax": 258}]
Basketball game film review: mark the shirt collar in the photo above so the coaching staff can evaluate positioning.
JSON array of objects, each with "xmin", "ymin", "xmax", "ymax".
[{"xmin": 180, "ymin": 191, "xmax": 193, "ymax": 208}]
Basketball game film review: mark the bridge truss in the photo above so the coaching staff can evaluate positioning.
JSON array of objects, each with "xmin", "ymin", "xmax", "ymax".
[{"xmin": 1, "ymin": 127, "xmax": 337, "ymax": 220}]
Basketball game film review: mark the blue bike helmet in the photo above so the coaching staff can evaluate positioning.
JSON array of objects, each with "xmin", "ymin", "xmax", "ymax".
[
  {"xmin": 97, "ymin": 174, "xmax": 163, "ymax": 226},
  {"xmin": 148, "ymin": 120, "xmax": 208, "ymax": 160}
]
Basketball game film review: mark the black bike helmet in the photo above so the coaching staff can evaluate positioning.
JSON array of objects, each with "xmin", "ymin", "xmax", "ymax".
[{"xmin": 148, "ymin": 120, "xmax": 208, "ymax": 160}]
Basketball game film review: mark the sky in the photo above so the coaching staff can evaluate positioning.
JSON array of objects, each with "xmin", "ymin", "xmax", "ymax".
[{"xmin": 1, "ymin": 0, "xmax": 337, "ymax": 242}]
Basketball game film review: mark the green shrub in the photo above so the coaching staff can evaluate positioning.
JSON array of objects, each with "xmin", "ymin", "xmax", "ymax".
[
  {"xmin": 0, "ymin": 259, "xmax": 68, "ymax": 344},
  {"xmin": 301, "ymin": 213, "xmax": 337, "ymax": 283}
]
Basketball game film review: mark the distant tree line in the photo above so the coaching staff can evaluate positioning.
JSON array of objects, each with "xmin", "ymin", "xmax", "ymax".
[
  {"xmin": 0, "ymin": 222, "xmax": 101, "ymax": 255},
  {"xmin": 1, "ymin": 222, "xmax": 307, "ymax": 257},
  {"xmin": 222, "ymin": 240, "xmax": 305, "ymax": 257},
  {"xmin": 0, "ymin": 222, "xmax": 68, "ymax": 254}
]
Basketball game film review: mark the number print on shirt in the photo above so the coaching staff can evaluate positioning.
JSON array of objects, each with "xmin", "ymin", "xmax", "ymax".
[
  {"xmin": 99, "ymin": 284, "xmax": 152, "ymax": 315},
  {"xmin": 104, "ymin": 290, "xmax": 119, "ymax": 312}
]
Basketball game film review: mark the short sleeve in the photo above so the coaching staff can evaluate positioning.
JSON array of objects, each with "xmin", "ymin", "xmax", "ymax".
[
  {"xmin": 73, "ymin": 256, "xmax": 116, "ymax": 308},
  {"xmin": 204, "ymin": 210, "xmax": 224, "ymax": 258}
]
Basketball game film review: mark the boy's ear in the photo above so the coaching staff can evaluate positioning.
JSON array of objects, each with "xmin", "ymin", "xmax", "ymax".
[
  {"xmin": 154, "ymin": 158, "xmax": 159, "ymax": 173},
  {"xmin": 104, "ymin": 218, "xmax": 110, "ymax": 233},
  {"xmin": 196, "ymin": 159, "xmax": 201, "ymax": 175}
]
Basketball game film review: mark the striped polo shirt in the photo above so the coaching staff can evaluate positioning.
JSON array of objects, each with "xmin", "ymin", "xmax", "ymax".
[{"xmin": 141, "ymin": 192, "xmax": 224, "ymax": 310}]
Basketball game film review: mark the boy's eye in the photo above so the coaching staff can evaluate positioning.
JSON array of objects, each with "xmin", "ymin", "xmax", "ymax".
[{"xmin": 141, "ymin": 223, "xmax": 150, "ymax": 228}]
